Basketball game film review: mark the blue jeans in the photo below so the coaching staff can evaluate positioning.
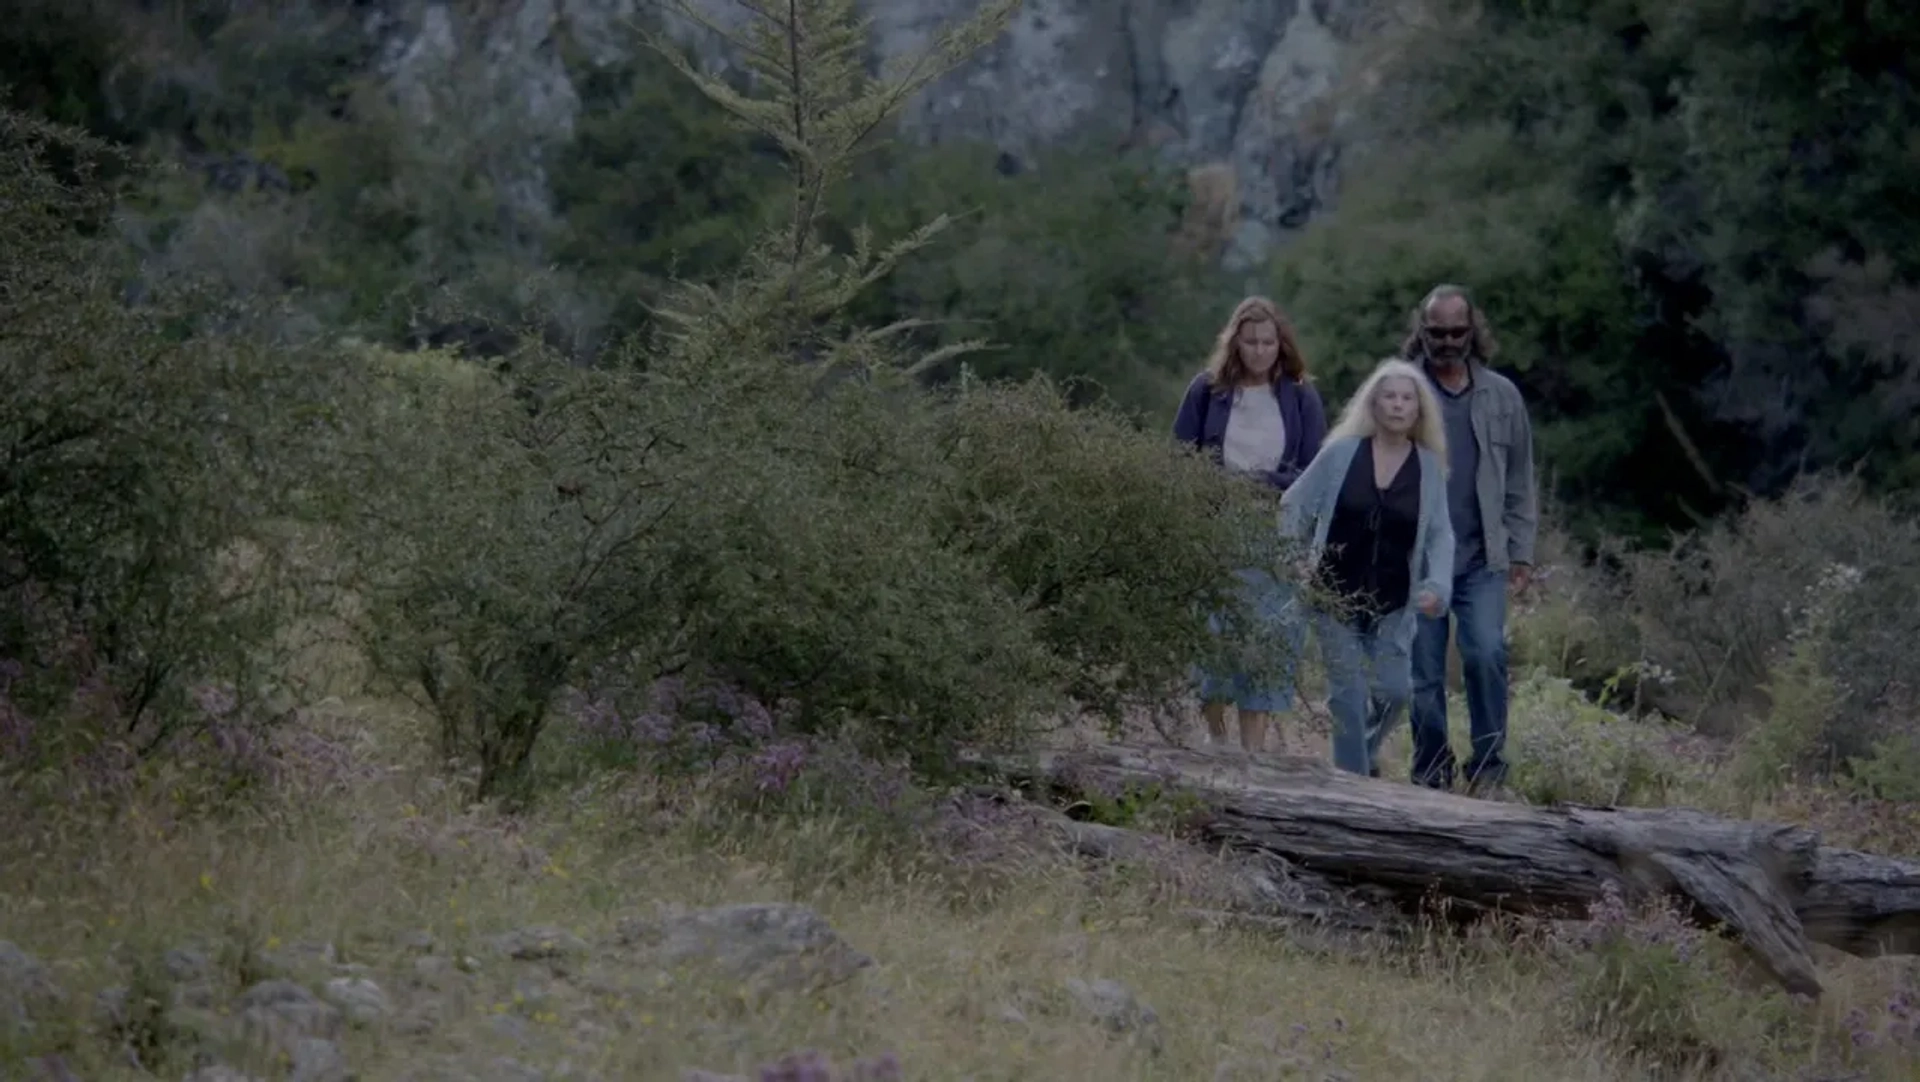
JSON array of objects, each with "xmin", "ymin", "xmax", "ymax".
[
  {"xmin": 1195, "ymin": 567, "xmax": 1302, "ymax": 712},
  {"xmin": 1410, "ymin": 563, "xmax": 1510, "ymax": 788},
  {"xmin": 1316, "ymin": 610, "xmax": 1413, "ymax": 777}
]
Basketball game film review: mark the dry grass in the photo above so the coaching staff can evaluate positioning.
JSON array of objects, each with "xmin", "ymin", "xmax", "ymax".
[{"xmin": 2, "ymin": 686, "xmax": 1917, "ymax": 1082}]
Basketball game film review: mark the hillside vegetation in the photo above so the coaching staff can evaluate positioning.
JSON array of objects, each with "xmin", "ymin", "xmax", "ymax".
[
  {"xmin": 2, "ymin": 2, "xmax": 1919, "ymax": 1080},
  {"xmin": 9, "ymin": 0, "xmax": 1920, "ymax": 536}
]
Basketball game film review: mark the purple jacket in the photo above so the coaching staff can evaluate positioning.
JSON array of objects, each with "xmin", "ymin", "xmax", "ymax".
[{"xmin": 1172, "ymin": 372, "xmax": 1328, "ymax": 491}]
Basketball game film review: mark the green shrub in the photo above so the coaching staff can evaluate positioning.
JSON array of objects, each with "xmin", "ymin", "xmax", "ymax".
[
  {"xmin": 0, "ymin": 108, "xmax": 335, "ymax": 770},
  {"xmin": 341, "ymin": 319, "xmax": 1281, "ymax": 797},
  {"xmin": 1554, "ymin": 884, "xmax": 1788, "ymax": 1073},
  {"xmin": 1506, "ymin": 505, "xmax": 1639, "ymax": 693},
  {"xmin": 0, "ymin": 0, "xmax": 130, "ymax": 136},
  {"xmin": 1269, "ymin": 123, "xmax": 1658, "ymax": 539},
  {"xmin": 337, "ymin": 340, "xmax": 666, "ymax": 796},
  {"xmin": 337, "ymin": 0, "xmax": 1281, "ymax": 798},
  {"xmin": 833, "ymin": 140, "xmax": 1227, "ymax": 416},
  {"xmin": 1619, "ymin": 478, "xmax": 1920, "ymax": 771},
  {"xmin": 1506, "ymin": 669, "xmax": 1697, "ymax": 807},
  {"xmin": 931, "ymin": 374, "xmax": 1295, "ymax": 727},
  {"xmin": 1844, "ymin": 733, "xmax": 1920, "ymax": 805},
  {"xmin": 549, "ymin": 29, "xmax": 787, "ymax": 342}
]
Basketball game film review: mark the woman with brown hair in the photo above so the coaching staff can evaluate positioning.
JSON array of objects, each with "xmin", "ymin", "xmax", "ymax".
[{"xmin": 1173, "ymin": 296, "xmax": 1327, "ymax": 752}]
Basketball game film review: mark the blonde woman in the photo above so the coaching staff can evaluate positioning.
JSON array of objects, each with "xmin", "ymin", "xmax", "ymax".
[
  {"xmin": 1173, "ymin": 297, "xmax": 1326, "ymax": 752},
  {"xmin": 1280, "ymin": 359, "xmax": 1455, "ymax": 778}
]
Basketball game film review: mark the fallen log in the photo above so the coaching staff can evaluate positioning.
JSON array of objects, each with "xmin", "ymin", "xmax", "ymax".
[
  {"xmin": 984, "ymin": 744, "xmax": 1920, "ymax": 998},
  {"xmin": 1039, "ymin": 805, "xmax": 1405, "ymax": 938}
]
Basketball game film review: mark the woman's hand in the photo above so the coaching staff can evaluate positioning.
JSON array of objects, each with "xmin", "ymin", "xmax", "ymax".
[{"xmin": 1416, "ymin": 589, "xmax": 1442, "ymax": 617}]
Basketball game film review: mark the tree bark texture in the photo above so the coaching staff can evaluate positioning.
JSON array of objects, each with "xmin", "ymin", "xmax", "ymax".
[{"xmin": 990, "ymin": 744, "xmax": 1920, "ymax": 998}]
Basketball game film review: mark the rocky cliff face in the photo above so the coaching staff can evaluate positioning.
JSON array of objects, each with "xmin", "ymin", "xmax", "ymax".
[{"xmin": 370, "ymin": 0, "xmax": 1373, "ymax": 268}]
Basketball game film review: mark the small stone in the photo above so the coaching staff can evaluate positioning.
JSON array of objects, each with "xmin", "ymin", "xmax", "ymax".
[
  {"xmin": 290, "ymin": 1036, "xmax": 351, "ymax": 1082},
  {"xmin": 1066, "ymin": 976, "xmax": 1163, "ymax": 1053},
  {"xmin": 256, "ymin": 940, "xmax": 338, "ymax": 979},
  {"xmin": 93, "ymin": 986, "xmax": 129, "ymax": 1031},
  {"xmin": 322, "ymin": 976, "xmax": 391, "ymax": 1025},
  {"xmin": 488, "ymin": 1013, "xmax": 532, "ymax": 1043},
  {"xmin": 164, "ymin": 946, "xmax": 214, "ymax": 983},
  {"xmin": 397, "ymin": 930, "xmax": 438, "ymax": 953},
  {"xmin": 0, "ymin": 941, "xmax": 62, "ymax": 1038},
  {"xmin": 237, "ymin": 979, "xmax": 343, "ymax": 1051},
  {"xmin": 621, "ymin": 903, "xmax": 872, "ymax": 994}
]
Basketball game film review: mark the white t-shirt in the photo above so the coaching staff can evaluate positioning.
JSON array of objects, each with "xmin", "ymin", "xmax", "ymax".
[{"xmin": 1221, "ymin": 385, "xmax": 1287, "ymax": 475}]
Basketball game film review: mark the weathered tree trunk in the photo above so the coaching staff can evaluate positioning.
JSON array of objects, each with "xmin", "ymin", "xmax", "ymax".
[{"xmin": 988, "ymin": 745, "xmax": 1920, "ymax": 998}]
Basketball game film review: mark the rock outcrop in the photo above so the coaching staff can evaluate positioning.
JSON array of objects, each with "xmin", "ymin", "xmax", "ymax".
[{"xmin": 363, "ymin": 0, "xmax": 1377, "ymax": 267}]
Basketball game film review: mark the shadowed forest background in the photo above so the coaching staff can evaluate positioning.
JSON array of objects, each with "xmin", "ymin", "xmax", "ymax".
[
  {"xmin": 15, "ymin": 0, "xmax": 1920, "ymax": 537},
  {"xmin": 4, "ymin": 1, "xmax": 1920, "ymax": 1079}
]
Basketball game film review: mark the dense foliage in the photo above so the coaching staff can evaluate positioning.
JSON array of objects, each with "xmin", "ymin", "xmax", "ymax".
[
  {"xmin": 1273, "ymin": 0, "xmax": 1920, "ymax": 538},
  {"xmin": 0, "ymin": 1, "xmax": 1295, "ymax": 800},
  {"xmin": 0, "ymin": 108, "xmax": 342, "ymax": 772},
  {"xmin": 3, "ymin": 0, "xmax": 1918, "ymax": 806}
]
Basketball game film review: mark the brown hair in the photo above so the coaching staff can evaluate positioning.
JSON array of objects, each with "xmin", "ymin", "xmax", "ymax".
[
  {"xmin": 1399, "ymin": 283, "xmax": 1500, "ymax": 363},
  {"xmin": 1204, "ymin": 295, "xmax": 1309, "ymax": 388}
]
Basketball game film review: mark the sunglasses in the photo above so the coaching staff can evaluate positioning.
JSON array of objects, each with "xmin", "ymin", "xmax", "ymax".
[{"xmin": 1422, "ymin": 324, "xmax": 1471, "ymax": 342}]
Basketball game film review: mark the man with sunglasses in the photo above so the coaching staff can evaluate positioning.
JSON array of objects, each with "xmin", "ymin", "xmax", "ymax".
[{"xmin": 1399, "ymin": 284, "xmax": 1538, "ymax": 796}]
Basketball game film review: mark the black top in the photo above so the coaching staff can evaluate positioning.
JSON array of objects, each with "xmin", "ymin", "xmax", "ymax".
[{"xmin": 1319, "ymin": 438, "xmax": 1421, "ymax": 619}]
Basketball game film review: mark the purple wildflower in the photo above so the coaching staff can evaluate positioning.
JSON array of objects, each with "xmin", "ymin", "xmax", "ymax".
[
  {"xmin": 190, "ymin": 682, "xmax": 239, "ymax": 718},
  {"xmin": 730, "ymin": 697, "xmax": 776, "ymax": 742},
  {"xmin": 633, "ymin": 711, "xmax": 675, "ymax": 745},
  {"xmin": 749, "ymin": 741, "xmax": 809, "ymax": 795},
  {"xmin": 758, "ymin": 1050, "xmax": 831, "ymax": 1082},
  {"xmin": 650, "ymin": 675, "xmax": 689, "ymax": 716}
]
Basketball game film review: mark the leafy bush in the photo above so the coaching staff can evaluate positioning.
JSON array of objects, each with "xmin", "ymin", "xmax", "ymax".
[
  {"xmin": 834, "ymin": 140, "xmax": 1228, "ymax": 415},
  {"xmin": 335, "ymin": 0, "xmax": 1277, "ymax": 798},
  {"xmin": 1269, "ymin": 123, "xmax": 1664, "ymax": 540},
  {"xmin": 549, "ymin": 28, "xmax": 787, "ymax": 343},
  {"xmin": 1844, "ymin": 734, "xmax": 1920, "ymax": 805},
  {"xmin": 1277, "ymin": 0, "xmax": 1920, "ymax": 535},
  {"xmin": 1551, "ymin": 883, "xmax": 1775, "ymax": 1072},
  {"xmin": 1505, "ymin": 669, "xmax": 1697, "ymax": 808},
  {"xmin": 1618, "ymin": 477, "xmax": 1920, "ymax": 770},
  {"xmin": 1506, "ymin": 507, "xmax": 1639, "ymax": 695},
  {"xmin": 0, "ymin": 108, "xmax": 331, "ymax": 777},
  {"xmin": 343, "ymin": 330, "xmax": 1275, "ymax": 798},
  {"xmin": 931, "ymin": 375, "xmax": 1296, "ymax": 725},
  {"xmin": 0, "ymin": 0, "xmax": 130, "ymax": 135}
]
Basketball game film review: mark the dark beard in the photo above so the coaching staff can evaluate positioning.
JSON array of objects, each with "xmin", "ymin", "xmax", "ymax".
[{"xmin": 1422, "ymin": 337, "xmax": 1469, "ymax": 365}]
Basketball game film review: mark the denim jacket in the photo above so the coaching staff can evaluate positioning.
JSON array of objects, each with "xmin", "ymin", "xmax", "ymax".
[
  {"xmin": 1278, "ymin": 436, "xmax": 1456, "ymax": 647},
  {"xmin": 1413, "ymin": 355, "xmax": 1539, "ymax": 571}
]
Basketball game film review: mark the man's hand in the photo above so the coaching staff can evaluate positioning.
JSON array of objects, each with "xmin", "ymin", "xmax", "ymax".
[
  {"xmin": 1416, "ymin": 589, "xmax": 1442, "ymax": 617},
  {"xmin": 1508, "ymin": 563, "xmax": 1533, "ymax": 595}
]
